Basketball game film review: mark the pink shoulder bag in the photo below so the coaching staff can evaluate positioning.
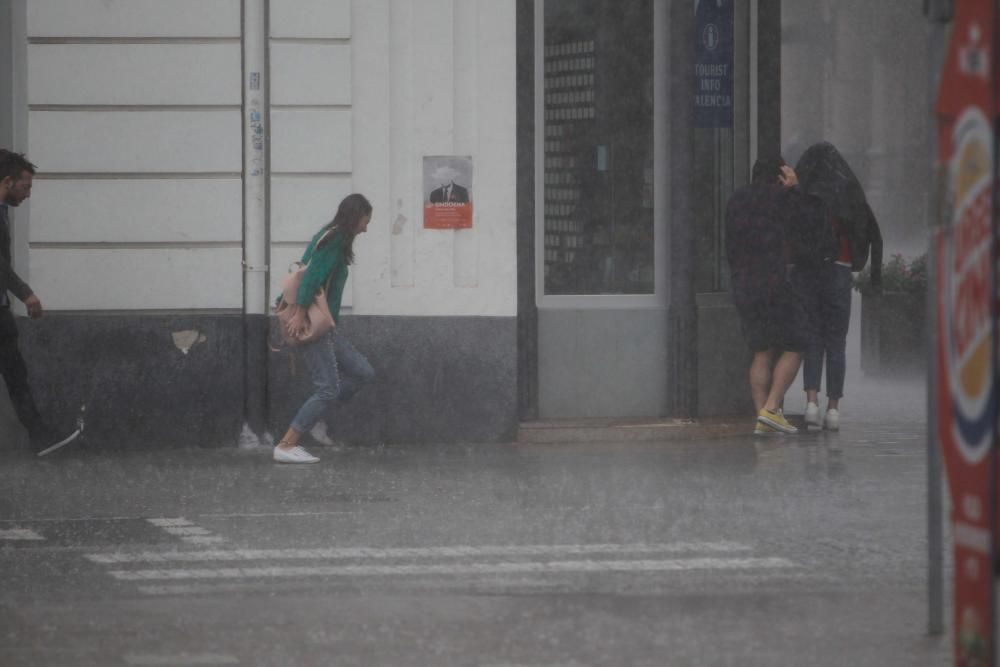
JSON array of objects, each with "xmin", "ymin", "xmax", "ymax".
[{"xmin": 274, "ymin": 230, "xmax": 336, "ymax": 347}]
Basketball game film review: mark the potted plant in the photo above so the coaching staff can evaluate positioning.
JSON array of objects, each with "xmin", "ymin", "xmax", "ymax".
[{"xmin": 853, "ymin": 252, "xmax": 928, "ymax": 376}]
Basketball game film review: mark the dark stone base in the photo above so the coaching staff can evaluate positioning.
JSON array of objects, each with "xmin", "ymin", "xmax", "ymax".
[
  {"xmin": 10, "ymin": 314, "xmax": 517, "ymax": 449},
  {"xmin": 696, "ymin": 292, "xmax": 754, "ymax": 418},
  {"xmin": 268, "ymin": 316, "xmax": 518, "ymax": 445},
  {"xmin": 13, "ymin": 313, "xmax": 244, "ymax": 450}
]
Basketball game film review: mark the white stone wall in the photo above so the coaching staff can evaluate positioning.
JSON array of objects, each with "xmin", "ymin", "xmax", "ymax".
[
  {"xmin": 24, "ymin": 0, "xmax": 244, "ymax": 310},
  {"xmin": 18, "ymin": 0, "xmax": 517, "ymax": 317},
  {"xmin": 275, "ymin": 0, "xmax": 518, "ymax": 318},
  {"xmin": 268, "ymin": 0, "xmax": 355, "ymax": 309}
]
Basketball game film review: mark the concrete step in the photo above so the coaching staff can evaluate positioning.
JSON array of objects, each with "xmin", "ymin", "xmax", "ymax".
[{"xmin": 517, "ymin": 417, "xmax": 753, "ymax": 444}]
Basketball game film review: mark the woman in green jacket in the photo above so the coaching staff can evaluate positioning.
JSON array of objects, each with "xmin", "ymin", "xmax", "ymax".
[{"xmin": 275, "ymin": 193, "xmax": 375, "ymax": 464}]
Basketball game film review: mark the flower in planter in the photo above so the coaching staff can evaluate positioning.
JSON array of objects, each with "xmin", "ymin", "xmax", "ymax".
[{"xmin": 852, "ymin": 252, "xmax": 927, "ymax": 297}]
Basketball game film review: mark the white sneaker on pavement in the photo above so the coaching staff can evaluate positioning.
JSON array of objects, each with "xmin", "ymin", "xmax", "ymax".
[
  {"xmin": 804, "ymin": 402, "xmax": 822, "ymax": 428},
  {"xmin": 824, "ymin": 408, "xmax": 840, "ymax": 431},
  {"xmin": 310, "ymin": 421, "xmax": 335, "ymax": 446},
  {"xmin": 273, "ymin": 445, "xmax": 320, "ymax": 464}
]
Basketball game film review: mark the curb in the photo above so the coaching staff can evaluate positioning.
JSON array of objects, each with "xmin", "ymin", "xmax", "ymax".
[{"xmin": 517, "ymin": 417, "xmax": 752, "ymax": 444}]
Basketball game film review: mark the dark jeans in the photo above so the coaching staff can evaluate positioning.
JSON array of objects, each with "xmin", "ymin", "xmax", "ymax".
[
  {"xmin": 794, "ymin": 263, "xmax": 852, "ymax": 400},
  {"xmin": 0, "ymin": 307, "xmax": 43, "ymax": 437}
]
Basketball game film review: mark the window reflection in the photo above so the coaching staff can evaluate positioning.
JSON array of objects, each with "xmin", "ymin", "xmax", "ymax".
[{"xmin": 543, "ymin": 0, "xmax": 654, "ymax": 295}]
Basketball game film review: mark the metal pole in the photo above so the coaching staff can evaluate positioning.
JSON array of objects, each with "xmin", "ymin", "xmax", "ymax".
[
  {"xmin": 925, "ymin": 5, "xmax": 948, "ymax": 637},
  {"xmin": 241, "ymin": 0, "xmax": 271, "ymax": 445},
  {"xmin": 927, "ymin": 230, "xmax": 944, "ymax": 636}
]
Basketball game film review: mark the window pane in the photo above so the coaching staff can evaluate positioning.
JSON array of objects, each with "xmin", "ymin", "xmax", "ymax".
[{"xmin": 542, "ymin": 0, "xmax": 654, "ymax": 295}]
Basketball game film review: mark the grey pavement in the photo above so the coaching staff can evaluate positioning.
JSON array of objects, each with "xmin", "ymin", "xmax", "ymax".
[{"xmin": 0, "ymin": 373, "xmax": 949, "ymax": 666}]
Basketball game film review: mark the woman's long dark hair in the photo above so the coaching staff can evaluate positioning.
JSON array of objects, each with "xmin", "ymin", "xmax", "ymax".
[
  {"xmin": 317, "ymin": 193, "xmax": 372, "ymax": 264},
  {"xmin": 795, "ymin": 142, "xmax": 868, "ymax": 224}
]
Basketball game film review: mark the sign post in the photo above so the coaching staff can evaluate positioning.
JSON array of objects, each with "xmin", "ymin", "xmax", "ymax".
[{"xmin": 933, "ymin": 1, "xmax": 998, "ymax": 664}]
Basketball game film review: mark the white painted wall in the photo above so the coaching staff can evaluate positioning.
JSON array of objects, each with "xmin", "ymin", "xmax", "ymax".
[
  {"xmin": 22, "ymin": 0, "xmax": 243, "ymax": 311},
  {"xmin": 350, "ymin": 0, "xmax": 518, "ymax": 317},
  {"xmin": 26, "ymin": 0, "xmax": 241, "ymax": 38},
  {"xmin": 268, "ymin": 0, "xmax": 355, "ymax": 309},
  {"xmin": 18, "ymin": 0, "xmax": 518, "ymax": 317}
]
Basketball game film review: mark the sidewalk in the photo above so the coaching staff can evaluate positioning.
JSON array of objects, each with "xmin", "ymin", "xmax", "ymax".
[
  {"xmin": 0, "ymin": 372, "xmax": 945, "ymax": 666},
  {"xmin": 2, "ymin": 368, "xmax": 927, "ymax": 455}
]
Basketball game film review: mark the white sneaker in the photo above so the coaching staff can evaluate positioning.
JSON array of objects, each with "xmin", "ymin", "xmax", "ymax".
[
  {"xmin": 804, "ymin": 402, "xmax": 822, "ymax": 428},
  {"xmin": 824, "ymin": 408, "xmax": 840, "ymax": 431},
  {"xmin": 310, "ymin": 421, "xmax": 335, "ymax": 446},
  {"xmin": 273, "ymin": 445, "xmax": 320, "ymax": 464}
]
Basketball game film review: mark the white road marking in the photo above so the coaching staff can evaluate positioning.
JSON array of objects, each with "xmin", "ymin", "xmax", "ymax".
[
  {"xmin": 0, "ymin": 528, "xmax": 44, "ymax": 541},
  {"xmin": 163, "ymin": 527, "xmax": 213, "ymax": 536},
  {"xmin": 183, "ymin": 536, "xmax": 227, "ymax": 545},
  {"xmin": 123, "ymin": 653, "xmax": 239, "ymax": 665},
  {"xmin": 147, "ymin": 518, "xmax": 194, "ymax": 528},
  {"xmin": 108, "ymin": 557, "xmax": 797, "ymax": 581},
  {"xmin": 198, "ymin": 511, "xmax": 352, "ymax": 518},
  {"xmin": 86, "ymin": 541, "xmax": 753, "ymax": 564},
  {"xmin": 0, "ymin": 515, "xmax": 146, "ymax": 523},
  {"xmin": 147, "ymin": 518, "xmax": 225, "ymax": 545}
]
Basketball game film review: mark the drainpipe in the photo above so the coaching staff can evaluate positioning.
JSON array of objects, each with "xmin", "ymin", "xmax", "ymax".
[{"xmin": 241, "ymin": 0, "xmax": 271, "ymax": 446}]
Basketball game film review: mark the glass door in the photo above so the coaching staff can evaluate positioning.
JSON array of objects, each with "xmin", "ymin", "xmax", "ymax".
[
  {"xmin": 534, "ymin": 0, "xmax": 669, "ymax": 418},
  {"xmin": 536, "ymin": 0, "xmax": 665, "ymax": 308}
]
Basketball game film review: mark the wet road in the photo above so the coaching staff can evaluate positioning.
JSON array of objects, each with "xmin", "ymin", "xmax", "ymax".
[{"xmin": 0, "ymin": 378, "xmax": 946, "ymax": 666}]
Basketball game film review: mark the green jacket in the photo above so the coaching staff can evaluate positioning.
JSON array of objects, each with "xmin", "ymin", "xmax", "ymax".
[{"xmin": 295, "ymin": 227, "xmax": 350, "ymax": 323}]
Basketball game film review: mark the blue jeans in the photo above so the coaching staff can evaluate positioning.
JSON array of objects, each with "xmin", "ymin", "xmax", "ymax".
[
  {"xmin": 290, "ymin": 329, "xmax": 375, "ymax": 433},
  {"xmin": 797, "ymin": 263, "xmax": 852, "ymax": 400}
]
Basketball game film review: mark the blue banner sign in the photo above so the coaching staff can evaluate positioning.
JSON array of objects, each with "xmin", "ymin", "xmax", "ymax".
[{"xmin": 694, "ymin": 0, "xmax": 734, "ymax": 128}]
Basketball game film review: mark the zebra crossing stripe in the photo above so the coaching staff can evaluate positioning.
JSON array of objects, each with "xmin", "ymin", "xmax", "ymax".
[
  {"xmin": 0, "ymin": 528, "xmax": 44, "ymax": 541},
  {"xmin": 123, "ymin": 653, "xmax": 239, "ymax": 665},
  {"xmin": 147, "ymin": 518, "xmax": 224, "ymax": 545},
  {"xmin": 86, "ymin": 541, "xmax": 753, "ymax": 564},
  {"xmin": 108, "ymin": 557, "xmax": 797, "ymax": 582},
  {"xmin": 182, "ymin": 536, "xmax": 226, "ymax": 545},
  {"xmin": 162, "ymin": 527, "xmax": 213, "ymax": 537},
  {"xmin": 147, "ymin": 518, "xmax": 194, "ymax": 528}
]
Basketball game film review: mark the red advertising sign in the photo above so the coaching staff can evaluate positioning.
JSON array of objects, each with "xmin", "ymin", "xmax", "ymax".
[
  {"xmin": 423, "ymin": 202, "xmax": 473, "ymax": 230},
  {"xmin": 934, "ymin": 1, "xmax": 997, "ymax": 664}
]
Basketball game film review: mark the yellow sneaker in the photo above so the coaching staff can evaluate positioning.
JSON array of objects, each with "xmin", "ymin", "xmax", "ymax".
[
  {"xmin": 757, "ymin": 408, "xmax": 798, "ymax": 434},
  {"xmin": 753, "ymin": 419, "xmax": 779, "ymax": 436}
]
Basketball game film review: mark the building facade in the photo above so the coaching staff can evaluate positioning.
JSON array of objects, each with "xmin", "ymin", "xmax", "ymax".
[{"xmin": 0, "ymin": 1, "xmax": 930, "ymax": 448}]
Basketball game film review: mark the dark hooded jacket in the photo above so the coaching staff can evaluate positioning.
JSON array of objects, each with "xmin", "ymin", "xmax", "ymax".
[{"xmin": 794, "ymin": 142, "xmax": 883, "ymax": 287}]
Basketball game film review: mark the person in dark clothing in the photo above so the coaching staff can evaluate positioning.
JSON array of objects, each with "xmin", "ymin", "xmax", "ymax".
[
  {"xmin": 0, "ymin": 150, "xmax": 78, "ymax": 455},
  {"xmin": 725, "ymin": 156, "xmax": 808, "ymax": 435},
  {"xmin": 792, "ymin": 142, "xmax": 883, "ymax": 431}
]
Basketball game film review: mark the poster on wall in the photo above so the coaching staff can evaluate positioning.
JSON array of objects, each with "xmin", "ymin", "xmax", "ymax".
[
  {"xmin": 694, "ymin": 0, "xmax": 733, "ymax": 129},
  {"xmin": 423, "ymin": 156, "xmax": 474, "ymax": 229},
  {"xmin": 933, "ymin": 0, "xmax": 997, "ymax": 664}
]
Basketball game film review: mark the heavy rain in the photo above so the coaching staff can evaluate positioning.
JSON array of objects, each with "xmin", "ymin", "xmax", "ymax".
[{"xmin": 0, "ymin": 1, "xmax": 982, "ymax": 665}]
